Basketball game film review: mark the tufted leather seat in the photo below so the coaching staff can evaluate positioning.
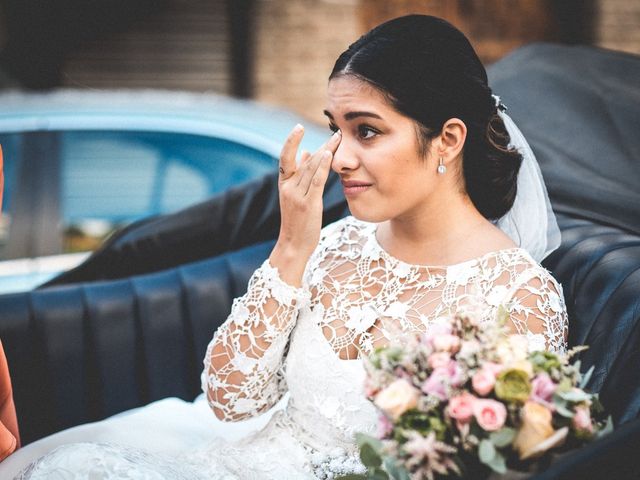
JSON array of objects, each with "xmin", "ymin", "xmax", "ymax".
[{"xmin": 1, "ymin": 240, "xmax": 274, "ymax": 443}]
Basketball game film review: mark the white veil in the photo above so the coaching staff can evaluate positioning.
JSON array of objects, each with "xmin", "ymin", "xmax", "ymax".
[{"xmin": 491, "ymin": 95, "xmax": 561, "ymax": 262}]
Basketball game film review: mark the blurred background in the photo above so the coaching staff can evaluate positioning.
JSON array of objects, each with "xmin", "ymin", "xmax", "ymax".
[
  {"xmin": 0, "ymin": 0, "xmax": 638, "ymax": 291},
  {"xmin": 1, "ymin": 0, "xmax": 639, "ymax": 122}
]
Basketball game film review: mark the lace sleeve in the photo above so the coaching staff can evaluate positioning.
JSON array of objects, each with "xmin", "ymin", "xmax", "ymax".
[
  {"xmin": 506, "ymin": 268, "xmax": 569, "ymax": 354},
  {"xmin": 201, "ymin": 259, "xmax": 311, "ymax": 422}
]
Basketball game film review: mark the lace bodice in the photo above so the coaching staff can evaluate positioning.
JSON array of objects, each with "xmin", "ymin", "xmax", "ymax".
[{"xmin": 202, "ymin": 216, "xmax": 568, "ymax": 423}]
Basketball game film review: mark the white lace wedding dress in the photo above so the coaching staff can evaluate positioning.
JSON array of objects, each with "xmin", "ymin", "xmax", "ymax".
[{"xmin": 16, "ymin": 216, "xmax": 568, "ymax": 479}]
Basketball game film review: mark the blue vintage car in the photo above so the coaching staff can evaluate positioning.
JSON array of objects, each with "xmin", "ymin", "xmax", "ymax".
[{"xmin": 0, "ymin": 90, "xmax": 328, "ymax": 292}]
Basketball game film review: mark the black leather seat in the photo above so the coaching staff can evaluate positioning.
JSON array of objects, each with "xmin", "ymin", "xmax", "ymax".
[
  {"xmin": 0, "ymin": 42, "xmax": 639, "ymax": 478},
  {"xmin": 1, "ymin": 240, "xmax": 274, "ymax": 443}
]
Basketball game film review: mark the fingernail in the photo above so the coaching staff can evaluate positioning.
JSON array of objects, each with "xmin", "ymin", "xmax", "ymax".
[{"xmin": 293, "ymin": 124, "xmax": 304, "ymax": 133}]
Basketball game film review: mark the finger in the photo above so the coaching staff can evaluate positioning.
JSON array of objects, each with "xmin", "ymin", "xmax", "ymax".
[
  {"xmin": 299, "ymin": 150, "xmax": 311, "ymax": 164},
  {"xmin": 279, "ymin": 124, "xmax": 304, "ymax": 180},
  {"xmin": 306, "ymin": 150, "xmax": 333, "ymax": 196},
  {"xmin": 300, "ymin": 150, "xmax": 331, "ymax": 194},
  {"xmin": 296, "ymin": 147, "xmax": 325, "ymax": 188},
  {"xmin": 320, "ymin": 129, "xmax": 341, "ymax": 155}
]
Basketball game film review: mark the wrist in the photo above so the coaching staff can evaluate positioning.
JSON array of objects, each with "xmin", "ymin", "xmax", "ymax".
[{"xmin": 269, "ymin": 242, "xmax": 310, "ymax": 288}]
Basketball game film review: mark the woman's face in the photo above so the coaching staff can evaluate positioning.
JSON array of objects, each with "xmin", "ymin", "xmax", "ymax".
[{"xmin": 325, "ymin": 75, "xmax": 441, "ymax": 224}]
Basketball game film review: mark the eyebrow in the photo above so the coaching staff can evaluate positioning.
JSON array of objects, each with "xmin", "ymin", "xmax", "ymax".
[{"xmin": 323, "ymin": 110, "xmax": 383, "ymax": 121}]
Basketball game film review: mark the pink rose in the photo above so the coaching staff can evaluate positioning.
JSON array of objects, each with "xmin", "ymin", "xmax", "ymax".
[
  {"xmin": 573, "ymin": 406, "xmax": 593, "ymax": 433},
  {"xmin": 473, "ymin": 399, "xmax": 507, "ymax": 431},
  {"xmin": 393, "ymin": 366, "xmax": 413, "ymax": 382},
  {"xmin": 446, "ymin": 360, "xmax": 465, "ymax": 388},
  {"xmin": 422, "ymin": 324, "xmax": 452, "ymax": 348},
  {"xmin": 483, "ymin": 362, "xmax": 504, "ymax": 377},
  {"xmin": 421, "ymin": 369, "xmax": 448, "ymax": 400},
  {"xmin": 433, "ymin": 334, "xmax": 461, "ymax": 353},
  {"xmin": 364, "ymin": 377, "xmax": 380, "ymax": 398},
  {"xmin": 428, "ymin": 352, "xmax": 451, "ymax": 370},
  {"xmin": 472, "ymin": 368, "xmax": 496, "ymax": 396},
  {"xmin": 531, "ymin": 373, "xmax": 556, "ymax": 403},
  {"xmin": 376, "ymin": 413, "xmax": 394, "ymax": 439},
  {"xmin": 448, "ymin": 392, "xmax": 477, "ymax": 423}
]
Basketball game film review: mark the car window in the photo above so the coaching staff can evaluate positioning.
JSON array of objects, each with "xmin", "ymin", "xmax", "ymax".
[
  {"xmin": 60, "ymin": 131, "xmax": 276, "ymax": 253},
  {"xmin": 0, "ymin": 133, "xmax": 23, "ymax": 260}
]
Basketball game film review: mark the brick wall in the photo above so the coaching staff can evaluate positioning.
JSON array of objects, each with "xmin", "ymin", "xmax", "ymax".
[
  {"xmin": 252, "ymin": 0, "xmax": 359, "ymax": 125},
  {"xmin": 252, "ymin": 0, "xmax": 639, "ymax": 123},
  {"xmin": 595, "ymin": 0, "xmax": 640, "ymax": 55}
]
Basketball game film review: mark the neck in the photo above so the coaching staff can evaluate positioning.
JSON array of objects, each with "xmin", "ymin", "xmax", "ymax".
[{"xmin": 376, "ymin": 193, "xmax": 490, "ymax": 265}]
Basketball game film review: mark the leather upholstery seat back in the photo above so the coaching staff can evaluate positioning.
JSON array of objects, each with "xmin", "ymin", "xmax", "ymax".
[
  {"xmin": 543, "ymin": 215, "xmax": 640, "ymax": 424},
  {"xmin": 0, "ymin": 241, "xmax": 272, "ymax": 444}
]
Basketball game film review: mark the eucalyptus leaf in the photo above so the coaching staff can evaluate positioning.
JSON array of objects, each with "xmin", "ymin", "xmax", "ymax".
[
  {"xmin": 597, "ymin": 416, "xmax": 614, "ymax": 438},
  {"xmin": 478, "ymin": 439, "xmax": 497, "ymax": 464},
  {"xmin": 555, "ymin": 403, "xmax": 576, "ymax": 418},
  {"xmin": 558, "ymin": 389, "xmax": 591, "ymax": 403},
  {"xmin": 336, "ymin": 475, "xmax": 367, "ymax": 480},
  {"xmin": 489, "ymin": 427, "xmax": 516, "ymax": 448},
  {"xmin": 371, "ymin": 467, "xmax": 390, "ymax": 480},
  {"xmin": 579, "ymin": 365, "xmax": 595, "ymax": 389},
  {"xmin": 383, "ymin": 457, "xmax": 411, "ymax": 480},
  {"xmin": 360, "ymin": 443, "xmax": 383, "ymax": 468},
  {"xmin": 356, "ymin": 433, "xmax": 383, "ymax": 451},
  {"xmin": 486, "ymin": 451, "xmax": 507, "ymax": 474}
]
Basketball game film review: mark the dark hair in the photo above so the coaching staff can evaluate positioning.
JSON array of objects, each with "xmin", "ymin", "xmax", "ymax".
[{"xmin": 330, "ymin": 15, "xmax": 522, "ymax": 220}]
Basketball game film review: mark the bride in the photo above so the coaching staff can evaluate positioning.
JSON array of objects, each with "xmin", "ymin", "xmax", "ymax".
[{"xmin": 16, "ymin": 14, "xmax": 567, "ymax": 479}]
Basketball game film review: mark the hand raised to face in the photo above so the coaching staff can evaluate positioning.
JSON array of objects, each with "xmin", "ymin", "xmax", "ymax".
[{"xmin": 268, "ymin": 125, "xmax": 341, "ymax": 287}]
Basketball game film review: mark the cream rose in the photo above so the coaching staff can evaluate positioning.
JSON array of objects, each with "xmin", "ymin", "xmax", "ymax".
[
  {"xmin": 514, "ymin": 401, "xmax": 565, "ymax": 459},
  {"xmin": 374, "ymin": 379, "xmax": 420, "ymax": 420}
]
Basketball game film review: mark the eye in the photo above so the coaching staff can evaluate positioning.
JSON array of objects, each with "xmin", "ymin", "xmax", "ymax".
[
  {"xmin": 357, "ymin": 125, "xmax": 379, "ymax": 140},
  {"xmin": 328, "ymin": 123, "xmax": 339, "ymax": 133}
]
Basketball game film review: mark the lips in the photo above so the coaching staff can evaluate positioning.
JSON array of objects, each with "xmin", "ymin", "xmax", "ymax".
[{"xmin": 341, "ymin": 179, "xmax": 372, "ymax": 196}]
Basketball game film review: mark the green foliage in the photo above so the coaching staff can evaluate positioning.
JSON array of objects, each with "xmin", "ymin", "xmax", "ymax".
[
  {"xmin": 557, "ymin": 389, "xmax": 591, "ymax": 403},
  {"xmin": 478, "ymin": 439, "xmax": 507, "ymax": 474},
  {"xmin": 360, "ymin": 442, "xmax": 383, "ymax": 468},
  {"xmin": 383, "ymin": 457, "xmax": 411, "ymax": 480},
  {"xmin": 356, "ymin": 433, "xmax": 383, "ymax": 451},
  {"xmin": 396, "ymin": 410, "xmax": 447, "ymax": 440},
  {"xmin": 579, "ymin": 365, "xmax": 594, "ymax": 390},
  {"xmin": 489, "ymin": 427, "xmax": 516, "ymax": 448},
  {"xmin": 369, "ymin": 468, "xmax": 390, "ymax": 480},
  {"xmin": 530, "ymin": 351, "xmax": 562, "ymax": 373},
  {"xmin": 597, "ymin": 416, "xmax": 614, "ymax": 439}
]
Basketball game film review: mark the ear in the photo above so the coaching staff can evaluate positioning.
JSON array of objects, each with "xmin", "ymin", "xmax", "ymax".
[{"xmin": 432, "ymin": 118, "xmax": 467, "ymax": 166}]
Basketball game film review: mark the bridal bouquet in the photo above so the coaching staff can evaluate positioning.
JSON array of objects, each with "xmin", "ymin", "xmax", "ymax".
[{"xmin": 340, "ymin": 309, "xmax": 611, "ymax": 480}]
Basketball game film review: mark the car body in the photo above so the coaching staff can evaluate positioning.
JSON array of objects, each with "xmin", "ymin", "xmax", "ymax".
[{"xmin": 0, "ymin": 89, "xmax": 328, "ymax": 292}]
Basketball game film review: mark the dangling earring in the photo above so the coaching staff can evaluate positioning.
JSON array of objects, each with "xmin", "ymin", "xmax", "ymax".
[{"xmin": 437, "ymin": 157, "xmax": 447, "ymax": 175}]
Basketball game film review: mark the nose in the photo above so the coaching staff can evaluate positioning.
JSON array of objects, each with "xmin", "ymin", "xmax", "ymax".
[{"xmin": 331, "ymin": 138, "xmax": 359, "ymax": 174}]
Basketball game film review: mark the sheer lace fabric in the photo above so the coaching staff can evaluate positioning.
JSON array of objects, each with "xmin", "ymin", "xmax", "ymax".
[
  {"xmin": 203, "ymin": 216, "xmax": 568, "ymax": 422},
  {"xmin": 18, "ymin": 216, "xmax": 568, "ymax": 479}
]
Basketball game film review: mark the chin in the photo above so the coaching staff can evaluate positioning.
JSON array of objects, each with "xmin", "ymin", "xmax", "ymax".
[{"xmin": 346, "ymin": 203, "xmax": 391, "ymax": 224}]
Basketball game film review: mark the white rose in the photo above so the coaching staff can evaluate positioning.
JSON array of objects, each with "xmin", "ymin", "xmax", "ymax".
[{"xmin": 373, "ymin": 379, "xmax": 420, "ymax": 421}]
